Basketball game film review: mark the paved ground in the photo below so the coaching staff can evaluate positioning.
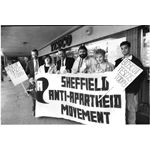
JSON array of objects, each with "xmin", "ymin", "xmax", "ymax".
[{"xmin": 1, "ymin": 76, "xmax": 149, "ymax": 125}]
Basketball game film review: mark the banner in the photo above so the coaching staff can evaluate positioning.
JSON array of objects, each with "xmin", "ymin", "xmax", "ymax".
[
  {"xmin": 35, "ymin": 73, "xmax": 125, "ymax": 125},
  {"xmin": 5, "ymin": 61, "xmax": 28, "ymax": 86},
  {"xmin": 112, "ymin": 58, "xmax": 143, "ymax": 90}
]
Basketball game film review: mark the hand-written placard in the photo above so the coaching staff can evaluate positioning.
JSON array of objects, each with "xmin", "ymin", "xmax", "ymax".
[
  {"xmin": 112, "ymin": 58, "xmax": 143, "ymax": 90},
  {"xmin": 35, "ymin": 73, "xmax": 125, "ymax": 125},
  {"xmin": 5, "ymin": 61, "xmax": 28, "ymax": 86}
]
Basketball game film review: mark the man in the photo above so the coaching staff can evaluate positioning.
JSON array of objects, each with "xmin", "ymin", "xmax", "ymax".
[
  {"xmin": 26, "ymin": 49, "xmax": 42, "ymax": 115},
  {"xmin": 115, "ymin": 41, "xmax": 145, "ymax": 124},
  {"xmin": 72, "ymin": 45, "xmax": 97, "ymax": 73},
  {"xmin": 56, "ymin": 49, "xmax": 75, "ymax": 73}
]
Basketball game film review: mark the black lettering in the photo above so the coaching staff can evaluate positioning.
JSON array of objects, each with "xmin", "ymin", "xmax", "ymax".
[
  {"xmin": 101, "ymin": 77, "xmax": 109, "ymax": 91},
  {"xmin": 110, "ymin": 95, "xmax": 114, "ymax": 107},
  {"xmin": 61, "ymin": 104, "xmax": 68, "ymax": 115},
  {"xmin": 103, "ymin": 95, "xmax": 110, "ymax": 108},
  {"xmin": 80, "ymin": 78, "xmax": 86, "ymax": 90},
  {"xmin": 70, "ymin": 92, "xmax": 74, "ymax": 103},
  {"xmin": 61, "ymin": 76, "xmax": 66, "ymax": 87},
  {"xmin": 85, "ymin": 94, "xmax": 90, "ymax": 106},
  {"xmin": 75, "ymin": 77, "xmax": 80, "ymax": 89},
  {"xmin": 89, "ymin": 95, "xmax": 95, "ymax": 107},
  {"xmin": 77, "ymin": 108, "xmax": 83, "ymax": 119},
  {"xmin": 114, "ymin": 95, "xmax": 121, "ymax": 108},
  {"xmin": 80, "ymin": 93, "xmax": 84, "ymax": 105},
  {"xmin": 49, "ymin": 90, "xmax": 54, "ymax": 100},
  {"xmin": 66, "ymin": 77, "xmax": 71, "ymax": 88},
  {"xmin": 104, "ymin": 112, "xmax": 110, "ymax": 124},
  {"xmin": 75, "ymin": 92, "xmax": 79, "ymax": 104},
  {"xmin": 82, "ymin": 109, "xmax": 90, "ymax": 121},
  {"xmin": 71, "ymin": 77, "xmax": 75, "ymax": 88},
  {"xmin": 97, "ymin": 112, "xmax": 104, "ymax": 123},
  {"xmin": 95, "ymin": 78, "xmax": 101, "ymax": 91},
  {"xmin": 88, "ymin": 78, "xmax": 94, "ymax": 91},
  {"xmin": 54, "ymin": 90, "xmax": 59, "ymax": 100},
  {"xmin": 90, "ymin": 111, "xmax": 97, "ymax": 122}
]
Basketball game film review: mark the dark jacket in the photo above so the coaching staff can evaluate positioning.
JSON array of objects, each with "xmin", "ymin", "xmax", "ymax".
[
  {"xmin": 56, "ymin": 57, "xmax": 75, "ymax": 73},
  {"xmin": 115, "ymin": 55, "xmax": 146, "ymax": 94},
  {"xmin": 26, "ymin": 59, "xmax": 42, "ymax": 78}
]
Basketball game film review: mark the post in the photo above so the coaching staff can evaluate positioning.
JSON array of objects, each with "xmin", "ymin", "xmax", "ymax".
[{"xmin": 21, "ymin": 82, "xmax": 29, "ymax": 96}]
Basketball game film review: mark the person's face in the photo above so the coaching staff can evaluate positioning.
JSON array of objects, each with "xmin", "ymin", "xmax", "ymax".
[
  {"xmin": 44, "ymin": 57, "xmax": 51, "ymax": 64},
  {"xmin": 79, "ymin": 49, "xmax": 87, "ymax": 59},
  {"xmin": 31, "ymin": 51, "xmax": 38, "ymax": 59},
  {"xmin": 58, "ymin": 51, "xmax": 66, "ymax": 59},
  {"xmin": 96, "ymin": 53, "xmax": 105, "ymax": 63},
  {"xmin": 24, "ymin": 57, "xmax": 28, "ymax": 62},
  {"xmin": 121, "ymin": 45, "xmax": 130, "ymax": 56}
]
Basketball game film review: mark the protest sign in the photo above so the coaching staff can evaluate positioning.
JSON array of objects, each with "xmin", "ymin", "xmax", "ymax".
[
  {"xmin": 112, "ymin": 58, "xmax": 143, "ymax": 90},
  {"xmin": 35, "ymin": 73, "xmax": 125, "ymax": 125},
  {"xmin": 5, "ymin": 61, "xmax": 28, "ymax": 86}
]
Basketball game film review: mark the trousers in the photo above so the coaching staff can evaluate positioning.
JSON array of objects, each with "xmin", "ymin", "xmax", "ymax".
[{"xmin": 126, "ymin": 93, "xmax": 138, "ymax": 124}]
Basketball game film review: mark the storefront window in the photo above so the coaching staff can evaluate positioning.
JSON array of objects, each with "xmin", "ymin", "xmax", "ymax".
[
  {"xmin": 141, "ymin": 29, "xmax": 150, "ymax": 80},
  {"xmin": 141, "ymin": 32, "xmax": 150, "ymax": 67}
]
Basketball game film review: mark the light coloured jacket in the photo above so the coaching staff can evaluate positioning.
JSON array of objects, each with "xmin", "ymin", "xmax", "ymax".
[
  {"xmin": 38, "ymin": 64, "xmax": 57, "ymax": 74},
  {"xmin": 72, "ymin": 56, "xmax": 97, "ymax": 73}
]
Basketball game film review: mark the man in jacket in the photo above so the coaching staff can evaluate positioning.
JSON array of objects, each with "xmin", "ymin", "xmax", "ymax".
[
  {"xmin": 115, "ymin": 41, "xmax": 145, "ymax": 124},
  {"xmin": 72, "ymin": 45, "xmax": 97, "ymax": 73},
  {"xmin": 56, "ymin": 49, "xmax": 75, "ymax": 73},
  {"xmin": 26, "ymin": 49, "xmax": 43, "ymax": 115}
]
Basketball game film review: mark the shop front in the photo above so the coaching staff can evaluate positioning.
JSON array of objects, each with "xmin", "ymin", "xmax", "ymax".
[{"xmin": 38, "ymin": 25, "xmax": 150, "ymax": 122}]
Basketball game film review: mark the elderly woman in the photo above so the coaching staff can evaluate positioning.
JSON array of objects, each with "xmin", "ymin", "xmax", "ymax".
[
  {"xmin": 38, "ymin": 55, "xmax": 56, "ymax": 74},
  {"xmin": 95, "ymin": 49, "xmax": 114, "ymax": 73}
]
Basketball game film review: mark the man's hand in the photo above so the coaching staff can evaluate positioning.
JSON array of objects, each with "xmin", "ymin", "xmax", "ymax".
[{"xmin": 29, "ymin": 77, "xmax": 35, "ymax": 84}]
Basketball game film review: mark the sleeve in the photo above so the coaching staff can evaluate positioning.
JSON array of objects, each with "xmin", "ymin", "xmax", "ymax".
[
  {"xmin": 56, "ymin": 60, "xmax": 60, "ymax": 71},
  {"xmin": 37, "ymin": 66, "xmax": 42, "ymax": 74},
  {"xmin": 114, "ymin": 58, "xmax": 121, "ymax": 68},
  {"xmin": 26, "ymin": 61, "xmax": 30, "ymax": 77},
  {"xmin": 51, "ymin": 65, "xmax": 57, "ymax": 74},
  {"xmin": 107, "ymin": 62, "xmax": 114, "ymax": 71}
]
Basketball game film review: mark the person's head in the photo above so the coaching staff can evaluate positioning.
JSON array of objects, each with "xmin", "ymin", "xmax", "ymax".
[
  {"xmin": 95, "ymin": 49, "xmax": 106, "ymax": 63},
  {"xmin": 58, "ymin": 49, "xmax": 66, "ymax": 59},
  {"xmin": 43, "ymin": 55, "xmax": 52, "ymax": 65},
  {"xmin": 78, "ymin": 45, "xmax": 88, "ymax": 59},
  {"xmin": 24, "ymin": 57, "xmax": 29, "ymax": 62},
  {"xmin": 120, "ymin": 41, "xmax": 131, "ymax": 56},
  {"xmin": 31, "ymin": 49, "xmax": 38, "ymax": 59}
]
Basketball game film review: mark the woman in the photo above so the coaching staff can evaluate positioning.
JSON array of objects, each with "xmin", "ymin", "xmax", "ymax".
[
  {"xmin": 38, "ymin": 55, "xmax": 56, "ymax": 74},
  {"xmin": 95, "ymin": 49, "xmax": 114, "ymax": 73}
]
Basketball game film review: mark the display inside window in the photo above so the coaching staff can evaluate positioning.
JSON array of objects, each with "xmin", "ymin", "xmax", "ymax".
[{"xmin": 141, "ymin": 32, "xmax": 150, "ymax": 67}]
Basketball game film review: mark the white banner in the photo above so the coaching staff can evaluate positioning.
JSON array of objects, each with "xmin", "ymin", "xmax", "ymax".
[
  {"xmin": 35, "ymin": 73, "xmax": 125, "ymax": 125},
  {"xmin": 5, "ymin": 61, "xmax": 28, "ymax": 86}
]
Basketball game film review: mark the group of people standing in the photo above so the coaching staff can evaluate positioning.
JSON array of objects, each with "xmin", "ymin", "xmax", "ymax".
[{"xmin": 25, "ymin": 41, "xmax": 145, "ymax": 124}]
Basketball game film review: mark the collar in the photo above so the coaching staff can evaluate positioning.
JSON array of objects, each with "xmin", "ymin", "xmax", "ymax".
[{"xmin": 122, "ymin": 55, "xmax": 132, "ymax": 60}]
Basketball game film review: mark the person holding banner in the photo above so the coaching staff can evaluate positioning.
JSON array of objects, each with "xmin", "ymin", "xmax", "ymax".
[
  {"xmin": 115, "ymin": 41, "xmax": 145, "ymax": 124},
  {"xmin": 56, "ymin": 49, "xmax": 75, "ymax": 74},
  {"xmin": 72, "ymin": 45, "xmax": 97, "ymax": 73},
  {"xmin": 95, "ymin": 49, "xmax": 114, "ymax": 73},
  {"xmin": 38, "ymin": 55, "xmax": 56, "ymax": 74},
  {"xmin": 26, "ymin": 49, "xmax": 43, "ymax": 115}
]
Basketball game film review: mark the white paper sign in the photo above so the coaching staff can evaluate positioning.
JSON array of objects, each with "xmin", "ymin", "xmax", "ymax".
[
  {"xmin": 5, "ymin": 61, "xmax": 28, "ymax": 86},
  {"xmin": 112, "ymin": 58, "xmax": 143, "ymax": 90}
]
